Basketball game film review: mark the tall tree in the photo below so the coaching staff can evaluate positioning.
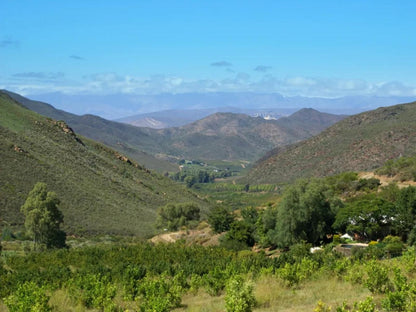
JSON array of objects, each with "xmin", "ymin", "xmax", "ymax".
[
  {"xmin": 21, "ymin": 182, "xmax": 66, "ymax": 249},
  {"xmin": 275, "ymin": 179, "xmax": 339, "ymax": 247}
]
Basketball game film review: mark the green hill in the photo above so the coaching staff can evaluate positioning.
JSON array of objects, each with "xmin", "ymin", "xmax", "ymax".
[
  {"xmin": 1, "ymin": 90, "xmax": 177, "ymax": 173},
  {"xmin": 244, "ymin": 101, "xmax": 416, "ymax": 184},
  {"xmin": 3, "ymin": 91, "xmax": 344, "ymax": 163},
  {"xmin": 0, "ymin": 93, "xmax": 209, "ymax": 236}
]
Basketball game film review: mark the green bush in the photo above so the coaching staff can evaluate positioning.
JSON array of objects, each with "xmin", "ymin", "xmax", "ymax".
[
  {"xmin": 225, "ymin": 275, "xmax": 256, "ymax": 312},
  {"xmin": 137, "ymin": 273, "xmax": 183, "ymax": 312},
  {"xmin": 365, "ymin": 260, "xmax": 391, "ymax": 294},
  {"xmin": 3, "ymin": 281, "xmax": 52, "ymax": 312},
  {"xmin": 66, "ymin": 273, "xmax": 117, "ymax": 311},
  {"xmin": 383, "ymin": 236, "xmax": 404, "ymax": 257}
]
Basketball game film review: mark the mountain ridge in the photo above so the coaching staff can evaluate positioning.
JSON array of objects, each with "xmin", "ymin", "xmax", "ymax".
[{"xmin": 243, "ymin": 101, "xmax": 416, "ymax": 184}]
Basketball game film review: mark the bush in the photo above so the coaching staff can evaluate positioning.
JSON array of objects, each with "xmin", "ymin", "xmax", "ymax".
[
  {"xmin": 225, "ymin": 275, "xmax": 256, "ymax": 312},
  {"xmin": 137, "ymin": 273, "xmax": 183, "ymax": 312},
  {"xmin": 365, "ymin": 260, "xmax": 391, "ymax": 294},
  {"xmin": 4, "ymin": 281, "xmax": 52, "ymax": 312},
  {"xmin": 383, "ymin": 236, "xmax": 404, "ymax": 257},
  {"xmin": 66, "ymin": 274, "xmax": 118, "ymax": 311}
]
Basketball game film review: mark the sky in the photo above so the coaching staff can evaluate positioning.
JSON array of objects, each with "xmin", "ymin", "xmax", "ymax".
[{"xmin": 1, "ymin": 1, "xmax": 416, "ymax": 101}]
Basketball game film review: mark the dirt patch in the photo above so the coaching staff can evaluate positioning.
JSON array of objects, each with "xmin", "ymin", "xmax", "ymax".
[
  {"xmin": 358, "ymin": 172, "xmax": 416, "ymax": 188},
  {"xmin": 150, "ymin": 223, "xmax": 222, "ymax": 246}
]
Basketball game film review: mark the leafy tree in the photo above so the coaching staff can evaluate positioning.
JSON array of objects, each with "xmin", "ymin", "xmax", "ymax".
[
  {"xmin": 156, "ymin": 203, "xmax": 200, "ymax": 231},
  {"xmin": 274, "ymin": 179, "xmax": 339, "ymax": 247},
  {"xmin": 334, "ymin": 194, "xmax": 395, "ymax": 241},
  {"xmin": 220, "ymin": 220, "xmax": 255, "ymax": 250},
  {"xmin": 208, "ymin": 206, "xmax": 235, "ymax": 233},
  {"xmin": 20, "ymin": 182, "xmax": 66, "ymax": 249},
  {"xmin": 392, "ymin": 186, "xmax": 416, "ymax": 240}
]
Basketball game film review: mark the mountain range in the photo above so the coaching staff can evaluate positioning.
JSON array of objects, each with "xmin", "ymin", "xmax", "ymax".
[
  {"xmin": 2, "ymin": 90, "xmax": 345, "ymax": 163},
  {"xmin": 28, "ymin": 91, "xmax": 416, "ymax": 120},
  {"xmin": 243, "ymin": 100, "xmax": 416, "ymax": 184},
  {"xmin": 0, "ymin": 92, "xmax": 209, "ymax": 236}
]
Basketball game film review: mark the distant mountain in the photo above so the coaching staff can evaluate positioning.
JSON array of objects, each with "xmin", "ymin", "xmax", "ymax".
[
  {"xmin": 27, "ymin": 91, "xmax": 416, "ymax": 120},
  {"xmin": 148, "ymin": 109, "xmax": 346, "ymax": 161},
  {"xmin": 243, "ymin": 101, "xmax": 416, "ymax": 184},
  {"xmin": 2, "ymin": 90, "xmax": 177, "ymax": 173},
  {"xmin": 3, "ymin": 90, "xmax": 345, "ymax": 163},
  {"xmin": 116, "ymin": 108, "xmax": 284, "ymax": 129},
  {"xmin": 0, "ymin": 92, "xmax": 209, "ymax": 236}
]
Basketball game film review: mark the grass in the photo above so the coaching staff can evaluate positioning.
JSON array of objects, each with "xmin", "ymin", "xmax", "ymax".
[
  {"xmin": 254, "ymin": 275, "xmax": 374, "ymax": 312},
  {"xmin": 172, "ymin": 274, "xmax": 375, "ymax": 312}
]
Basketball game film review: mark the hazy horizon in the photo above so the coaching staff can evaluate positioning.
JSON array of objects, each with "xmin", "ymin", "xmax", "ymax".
[{"xmin": 1, "ymin": 1, "xmax": 416, "ymax": 118}]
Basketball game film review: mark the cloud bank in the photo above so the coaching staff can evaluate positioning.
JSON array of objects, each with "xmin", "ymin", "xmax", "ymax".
[{"xmin": 3, "ymin": 71, "xmax": 416, "ymax": 99}]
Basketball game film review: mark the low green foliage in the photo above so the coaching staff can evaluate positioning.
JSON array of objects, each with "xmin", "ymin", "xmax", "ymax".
[
  {"xmin": 225, "ymin": 275, "xmax": 256, "ymax": 312},
  {"xmin": 3, "ymin": 281, "xmax": 52, "ymax": 312},
  {"xmin": 67, "ymin": 273, "xmax": 118, "ymax": 311},
  {"xmin": 137, "ymin": 273, "xmax": 184, "ymax": 312}
]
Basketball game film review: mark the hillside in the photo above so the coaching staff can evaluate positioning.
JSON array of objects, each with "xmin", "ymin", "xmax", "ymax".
[
  {"xmin": 0, "ymin": 93, "xmax": 209, "ymax": 236},
  {"xmin": 244, "ymin": 101, "xmax": 416, "ymax": 184},
  {"xmin": 4, "ymin": 91, "xmax": 345, "ymax": 163},
  {"xmin": 1, "ymin": 90, "xmax": 177, "ymax": 173}
]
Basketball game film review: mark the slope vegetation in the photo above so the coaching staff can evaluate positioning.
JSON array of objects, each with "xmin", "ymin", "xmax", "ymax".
[
  {"xmin": 2, "ymin": 90, "xmax": 177, "ymax": 173},
  {"xmin": 244, "ymin": 101, "xmax": 416, "ymax": 184},
  {"xmin": 0, "ymin": 93, "xmax": 208, "ymax": 236}
]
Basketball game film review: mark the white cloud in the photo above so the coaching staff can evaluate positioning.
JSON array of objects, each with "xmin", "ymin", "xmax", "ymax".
[{"xmin": 3, "ymin": 71, "xmax": 416, "ymax": 98}]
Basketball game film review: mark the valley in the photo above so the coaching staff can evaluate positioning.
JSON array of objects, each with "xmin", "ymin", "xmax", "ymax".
[{"xmin": 2, "ymin": 91, "xmax": 416, "ymax": 312}]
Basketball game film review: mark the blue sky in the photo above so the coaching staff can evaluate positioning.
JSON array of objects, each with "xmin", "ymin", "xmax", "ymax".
[{"xmin": 1, "ymin": 0, "xmax": 416, "ymax": 98}]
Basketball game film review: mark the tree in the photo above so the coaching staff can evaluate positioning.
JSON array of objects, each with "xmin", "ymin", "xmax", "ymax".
[
  {"xmin": 274, "ymin": 179, "xmax": 339, "ymax": 247},
  {"xmin": 208, "ymin": 206, "xmax": 235, "ymax": 233},
  {"xmin": 155, "ymin": 203, "xmax": 200, "ymax": 231},
  {"xmin": 20, "ymin": 182, "xmax": 66, "ymax": 249},
  {"xmin": 333, "ymin": 193, "xmax": 394, "ymax": 241}
]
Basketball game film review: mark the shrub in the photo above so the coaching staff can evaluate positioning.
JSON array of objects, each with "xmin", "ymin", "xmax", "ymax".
[
  {"xmin": 225, "ymin": 275, "xmax": 256, "ymax": 312},
  {"xmin": 365, "ymin": 260, "xmax": 391, "ymax": 294},
  {"xmin": 383, "ymin": 236, "xmax": 404, "ymax": 257},
  {"xmin": 66, "ymin": 273, "xmax": 117, "ymax": 311},
  {"xmin": 4, "ymin": 281, "xmax": 52, "ymax": 312},
  {"xmin": 136, "ymin": 273, "xmax": 183, "ymax": 312}
]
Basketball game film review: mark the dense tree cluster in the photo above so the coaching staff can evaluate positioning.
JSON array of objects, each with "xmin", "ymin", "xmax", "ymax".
[
  {"xmin": 155, "ymin": 203, "xmax": 201, "ymax": 231},
  {"xmin": 208, "ymin": 173, "xmax": 416, "ymax": 250}
]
